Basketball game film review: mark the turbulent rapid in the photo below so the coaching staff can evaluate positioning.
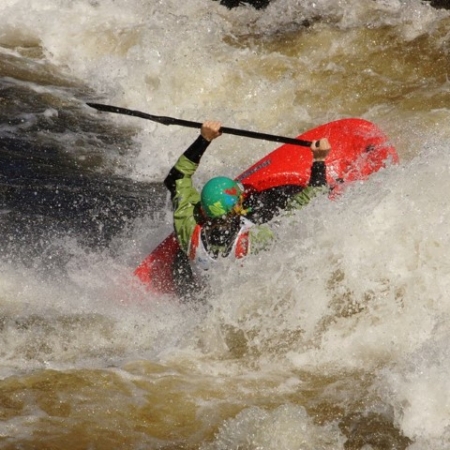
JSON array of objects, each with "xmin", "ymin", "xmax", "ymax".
[{"xmin": 1, "ymin": 0, "xmax": 450, "ymax": 448}]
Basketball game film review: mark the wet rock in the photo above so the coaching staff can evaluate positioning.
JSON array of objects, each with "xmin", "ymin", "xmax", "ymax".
[
  {"xmin": 425, "ymin": 0, "xmax": 450, "ymax": 8},
  {"xmin": 213, "ymin": 0, "xmax": 271, "ymax": 9},
  {"xmin": 214, "ymin": 0, "xmax": 450, "ymax": 10}
]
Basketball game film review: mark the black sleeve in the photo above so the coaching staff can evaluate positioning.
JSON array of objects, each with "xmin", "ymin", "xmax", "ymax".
[
  {"xmin": 183, "ymin": 135, "xmax": 210, "ymax": 164},
  {"xmin": 309, "ymin": 161, "xmax": 327, "ymax": 187},
  {"xmin": 163, "ymin": 135, "xmax": 211, "ymax": 199}
]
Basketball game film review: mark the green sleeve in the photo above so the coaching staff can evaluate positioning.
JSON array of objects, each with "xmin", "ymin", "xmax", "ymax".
[
  {"xmin": 248, "ymin": 225, "xmax": 274, "ymax": 254},
  {"xmin": 286, "ymin": 185, "xmax": 328, "ymax": 211},
  {"xmin": 171, "ymin": 155, "xmax": 201, "ymax": 253},
  {"xmin": 245, "ymin": 186, "xmax": 328, "ymax": 255}
]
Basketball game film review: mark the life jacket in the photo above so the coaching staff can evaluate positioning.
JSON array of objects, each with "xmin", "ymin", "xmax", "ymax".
[{"xmin": 187, "ymin": 217, "xmax": 254, "ymax": 276}]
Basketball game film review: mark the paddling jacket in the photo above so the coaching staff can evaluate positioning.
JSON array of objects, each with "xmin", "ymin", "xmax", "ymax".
[
  {"xmin": 164, "ymin": 136, "xmax": 273, "ymax": 262},
  {"xmin": 164, "ymin": 135, "xmax": 328, "ymax": 265}
]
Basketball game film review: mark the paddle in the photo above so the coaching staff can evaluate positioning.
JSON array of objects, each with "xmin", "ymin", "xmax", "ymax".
[{"xmin": 86, "ymin": 103, "xmax": 312, "ymax": 148}]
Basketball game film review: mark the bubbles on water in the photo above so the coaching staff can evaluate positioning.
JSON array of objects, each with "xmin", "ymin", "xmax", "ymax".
[{"xmin": 202, "ymin": 404, "xmax": 346, "ymax": 450}]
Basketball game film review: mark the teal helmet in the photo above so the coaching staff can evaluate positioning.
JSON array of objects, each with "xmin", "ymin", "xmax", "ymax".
[{"xmin": 201, "ymin": 176, "xmax": 243, "ymax": 218}]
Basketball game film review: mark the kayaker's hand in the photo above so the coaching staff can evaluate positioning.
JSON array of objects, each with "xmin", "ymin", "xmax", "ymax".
[
  {"xmin": 311, "ymin": 138, "xmax": 331, "ymax": 162},
  {"xmin": 201, "ymin": 121, "xmax": 222, "ymax": 142}
]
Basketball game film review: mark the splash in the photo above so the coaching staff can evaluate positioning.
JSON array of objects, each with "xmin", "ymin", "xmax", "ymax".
[{"xmin": 1, "ymin": 0, "xmax": 450, "ymax": 448}]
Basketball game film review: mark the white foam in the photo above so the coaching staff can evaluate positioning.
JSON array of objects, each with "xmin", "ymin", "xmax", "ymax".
[
  {"xmin": 2, "ymin": 0, "xmax": 450, "ymax": 446},
  {"xmin": 201, "ymin": 404, "xmax": 346, "ymax": 450}
]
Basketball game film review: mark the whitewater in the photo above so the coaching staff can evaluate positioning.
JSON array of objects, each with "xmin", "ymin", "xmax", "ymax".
[{"xmin": 1, "ymin": 0, "xmax": 450, "ymax": 448}]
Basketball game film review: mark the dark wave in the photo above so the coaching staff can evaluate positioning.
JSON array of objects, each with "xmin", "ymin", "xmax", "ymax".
[
  {"xmin": 0, "ymin": 58, "xmax": 166, "ymax": 267},
  {"xmin": 214, "ymin": 0, "xmax": 450, "ymax": 10}
]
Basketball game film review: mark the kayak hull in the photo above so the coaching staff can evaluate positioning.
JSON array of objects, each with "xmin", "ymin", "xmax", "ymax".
[{"xmin": 135, "ymin": 118, "xmax": 398, "ymax": 295}]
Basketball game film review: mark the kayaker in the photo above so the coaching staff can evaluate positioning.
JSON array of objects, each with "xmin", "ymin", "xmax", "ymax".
[{"xmin": 164, "ymin": 121, "xmax": 331, "ymax": 299}]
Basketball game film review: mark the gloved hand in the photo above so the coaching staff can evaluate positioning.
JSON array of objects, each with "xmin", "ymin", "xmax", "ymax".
[{"xmin": 310, "ymin": 138, "xmax": 331, "ymax": 162}]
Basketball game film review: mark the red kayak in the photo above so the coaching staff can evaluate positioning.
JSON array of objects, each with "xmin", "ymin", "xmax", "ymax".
[{"xmin": 135, "ymin": 118, "xmax": 398, "ymax": 295}]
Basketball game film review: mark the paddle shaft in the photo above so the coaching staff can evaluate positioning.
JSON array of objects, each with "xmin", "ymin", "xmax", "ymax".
[{"xmin": 86, "ymin": 103, "xmax": 312, "ymax": 148}]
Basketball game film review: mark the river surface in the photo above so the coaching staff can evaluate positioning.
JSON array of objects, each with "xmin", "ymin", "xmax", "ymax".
[{"xmin": 1, "ymin": 0, "xmax": 450, "ymax": 449}]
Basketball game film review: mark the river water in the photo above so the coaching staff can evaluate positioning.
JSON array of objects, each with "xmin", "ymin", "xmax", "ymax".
[{"xmin": 1, "ymin": 0, "xmax": 450, "ymax": 449}]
